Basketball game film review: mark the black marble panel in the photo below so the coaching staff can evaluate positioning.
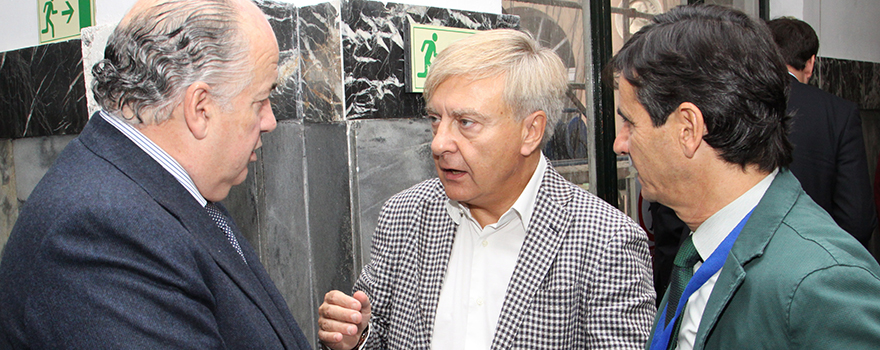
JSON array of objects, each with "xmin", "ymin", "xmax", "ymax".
[
  {"xmin": 815, "ymin": 56, "xmax": 863, "ymax": 106},
  {"xmin": 304, "ymin": 121, "xmax": 354, "ymax": 298},
  {"xmin": 258, "ymin": 1, "xmax": 301, "ymax": 121},
  {"xmin": 342, "ymin": 0, "xmax": 519, "ymax": 120},
  {"xmin": 300, "ymin": 3, "xmax": 344, "ymax": 123},
  {"xmin": 814, "ymin": 56, "xmax": 880, "ymax": 110},
  {"xmin": 0, "ymin": 40, "xmax": 88, "ymax": 139}
]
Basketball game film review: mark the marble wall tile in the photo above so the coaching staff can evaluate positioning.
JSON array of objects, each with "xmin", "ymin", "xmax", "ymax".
[
  {"xmin": 254, "ymin": 119, "xmax": 314, "ymax": 343},
  {"xmin": 80, "ymin": 25, "xmax": 114, "ymax": 117},
  {"xmin": 814, "ymin": 56, "xmax": 880, "ymax": 110},
  {"xmin": 11, "ymin": 135, "xmax": 77, "ymax": 203},
  {"xmin": 0, "ymin": 41, "xmax": 88, "ymax": 139},
  {"xmin": 259, "ymin": 1, "xmax": 302, "ymax": 121},
  {"xmin": 300, "ymin": 3, "xmax": 345, "ymax": 122},
  {"xmin": 0, "ymin": 139, "xmax": 16, "ymax": 257},
  {"xmin": 350, "ymin": 118, "xmax": 435, "ymax": 266},
  {"xmin": 341, "ymin": 0, "xmax": 519, "ymax": 120},
  {"xmin": 304, "ymin": 121, "xmax": 354, "ymax": 301},
  {"xmin": 866, "ymin": 62, "xmax": 880, "ymax": 110}
]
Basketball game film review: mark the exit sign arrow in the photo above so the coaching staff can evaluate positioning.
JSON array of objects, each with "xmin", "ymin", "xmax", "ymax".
[{"xmin": 62, "ymin": 1, "xmax": 74, "ymax": 23}]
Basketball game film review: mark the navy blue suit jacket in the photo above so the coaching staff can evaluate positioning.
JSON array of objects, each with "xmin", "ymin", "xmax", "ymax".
[
  {"xmin": 0, "ymin": 114, "xmax": 310, "ymax": 349},
  {"xmin": 787, "ymin": 75, "xmax": 877, "ymax": 246}
]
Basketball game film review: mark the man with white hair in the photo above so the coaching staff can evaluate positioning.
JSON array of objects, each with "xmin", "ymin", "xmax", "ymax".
[
  {"xmin": 318, "ymin": 29, "xmax": 655, "ymax": 350},
  {"xmin": 0, "ymin": 0, "xmax": 310, "ymax": 348}
]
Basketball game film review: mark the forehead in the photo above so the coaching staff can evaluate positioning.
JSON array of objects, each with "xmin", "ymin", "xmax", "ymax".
[
  {"xmin": 617, "ymin": 78, "xmax": 642, "ymax": 111},
  {"xmin": 426, "ymin": 75, "xmax": 505, "ymax": 112}
]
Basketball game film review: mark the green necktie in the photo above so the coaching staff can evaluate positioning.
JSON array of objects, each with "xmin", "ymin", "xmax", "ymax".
[{"xmin": 664, "ymin": 235, "xmax": 701, "ymax": 329}]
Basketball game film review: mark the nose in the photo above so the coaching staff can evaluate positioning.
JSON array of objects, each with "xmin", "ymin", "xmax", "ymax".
[
  {"xmin": 431, "ymin": 118, "xmax": 458, "ymax": 157},
  {"xmin": 613, "ymin": 124, "xmax": 629, "ymax": 155},
  {"xmin": 262, "ymin": 100, "xmax": 277, "ymax": 133}
]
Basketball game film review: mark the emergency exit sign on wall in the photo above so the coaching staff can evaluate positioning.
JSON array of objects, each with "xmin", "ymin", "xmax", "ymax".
[
  {"xmin": 407, "ymin": 22, "xmax": 478, "ymax": 93},
  {"xmin": 38, "ymin": 0, "xmax": 95, "ymax": 44}
]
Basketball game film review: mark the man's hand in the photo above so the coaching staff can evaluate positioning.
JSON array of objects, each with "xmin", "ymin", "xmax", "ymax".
[{"xmin": 318, "ymin": 290, "xmax": 371, "ymax": 350}]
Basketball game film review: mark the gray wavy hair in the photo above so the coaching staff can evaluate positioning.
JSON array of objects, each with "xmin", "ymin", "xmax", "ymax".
[
  {"xmin": 92, "ymin": 0, "xmax": 251, "ymax": 125},
  {"xmin": 423, "ymin": 29, "xmax": 568, "ymax": 143}
]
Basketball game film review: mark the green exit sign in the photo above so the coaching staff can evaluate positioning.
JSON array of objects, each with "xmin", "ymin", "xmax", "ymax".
[
  {"xmin": 407, "ymin": 22, "xmax": 478, "ymax": 93},
  {"xmin": 38, "ymin": 0, "xmax": 95, "ymax": 44}
]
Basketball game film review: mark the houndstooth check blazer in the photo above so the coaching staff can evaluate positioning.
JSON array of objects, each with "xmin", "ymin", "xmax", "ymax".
[{"xmin": 353, "ymin": 164, "xmax": 656, "ymax": 349}]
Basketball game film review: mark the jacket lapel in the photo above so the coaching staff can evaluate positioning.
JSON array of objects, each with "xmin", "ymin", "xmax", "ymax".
[
  {"xmin": 692, "ymin": 170, "xmax": 801, "ymax": 350},
  {"xmin": 417, "ymin": 184, "xmax": 458, "ymax": 348},
  {"xmin": 491, "ymin": 166, "xmax": 572, "ymax": 350},
  {"xmin": 79, "ymin": 115, "xmax": 296, "ymax": 347}
]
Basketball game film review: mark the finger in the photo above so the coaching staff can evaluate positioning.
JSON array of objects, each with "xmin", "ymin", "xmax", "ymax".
[
  {"xmin": 324, "ymin": 290, "xmax": 362, "ymax": 310},
  {"xmin": 317, "ymin": 329, "xmax": 344, "ymax": 344},
  {"xmin": 318, "ymin": 317, "xmax": 360, "ymax": 336},
  {"xmin": 318, "ymin": 303, "xmax": 364, "ymax": 324},
  {"xmin": 317, "ymin": 330, "xmax": 358, "ymax": 350}
]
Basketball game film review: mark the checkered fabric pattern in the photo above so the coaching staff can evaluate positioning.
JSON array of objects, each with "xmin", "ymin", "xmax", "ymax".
[
  {"xmin": 205, "ymin": 202, "xmax": 247, "ymax": 264},
  {"xmin": 353, "ymin": 164, "xmax": 656, "ymax": 350}
]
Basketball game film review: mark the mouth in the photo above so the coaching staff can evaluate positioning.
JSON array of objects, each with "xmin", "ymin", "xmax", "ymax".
[
  {"xmin": 250, "ymin": 149, "xmax": 259, "ymax": 162},
  {"xmin": 439, "ymin": 166, "xmax": 468, "ymax": 179}
]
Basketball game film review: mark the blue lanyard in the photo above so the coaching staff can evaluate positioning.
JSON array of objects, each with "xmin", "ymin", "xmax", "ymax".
[{"xmin": 648, "ymin": 208, "xmax": 755, "ymax": 350}]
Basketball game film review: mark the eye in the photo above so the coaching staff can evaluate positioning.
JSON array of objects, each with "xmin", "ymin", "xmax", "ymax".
[
  {"xmin": 426, "ymin": 114, "xmax": 440, "ymax": 125},
  {"xmin": 460, "ymin": 119, "xmax": 474, "ymax": 127}
]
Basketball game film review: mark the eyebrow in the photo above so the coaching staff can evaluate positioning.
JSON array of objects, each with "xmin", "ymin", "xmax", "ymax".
[
  {"xmin": 423, "ymin": 107, "xmax": 488, "ymax": 121},
  {"xmin": 616, "ymin": 108, "xmax": 631, "ymax": 122}
]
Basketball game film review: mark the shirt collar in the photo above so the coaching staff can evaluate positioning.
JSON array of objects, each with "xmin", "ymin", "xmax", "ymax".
[
  {"xmin": 691, "ymin": 168, "xmax": 778, "ymax": 260},
  {"xmin": 100, "ymin": 110, "xmax": 207, "ymax": 207},
  {"xmin": 446, "ymin": 155, "xmax": 548, "ymax": 231}
]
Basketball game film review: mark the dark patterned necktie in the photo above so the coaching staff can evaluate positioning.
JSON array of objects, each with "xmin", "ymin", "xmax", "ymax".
[
  {"xmin": 205, "ymin": 202, "xmax": 247, "ymax": 264},
  {"xmin": 664, "ymin": 234, "xmax": 700, "ymax": 346}
]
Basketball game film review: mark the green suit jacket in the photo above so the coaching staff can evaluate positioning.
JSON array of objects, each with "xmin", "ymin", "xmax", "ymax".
[{"xmin": 648, "ymin": 169, "xmax": 880, "ymax": 349}]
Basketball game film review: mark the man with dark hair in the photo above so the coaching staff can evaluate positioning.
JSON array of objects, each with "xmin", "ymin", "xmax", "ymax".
[
  {"xmin": 611, "ymin": 4, "xmax": 880, "ymax": 349},
  {"xmin": 0, "ymin": 0, "xmax": 310, "ymax": 348},
  {"xmin": 767, "ymin": 17, "xmax": 876, "ymax": 246}
]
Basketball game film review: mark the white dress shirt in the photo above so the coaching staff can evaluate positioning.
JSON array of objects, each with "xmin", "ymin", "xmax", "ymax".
[
  {"xmin": 430, "ymin": 156, "xmax": 548, "ymax": 350},
  {"xmin": 676, "ymin": 168, "xmax": 778, "ymax": 350},
  {"xmin": 100, "ymin": 111, "xmax": 206, "ymax": 207}
]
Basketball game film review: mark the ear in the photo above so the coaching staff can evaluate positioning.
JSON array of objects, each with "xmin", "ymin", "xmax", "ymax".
[
  {"xmin": 520, "ymin": 110, "xmax": 546, "ymax": 157},
  {"xmin": 803, "ymin": 55, "xmax": 816, "ymax": 82},
  {"xmin": 674, "ymin": 102, "xmax": 705, "ymax": 159},
  {"xmin": 182, "ymin": 82, "xmax": 212, "ymax": 140}
]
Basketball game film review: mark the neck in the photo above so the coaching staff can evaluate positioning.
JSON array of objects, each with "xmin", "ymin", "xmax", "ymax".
[
  {"xmin": 468, "ymin": 154, "xmax": 541, "ymax": 228},
  {"xmin": 669, "ymin": 163, "xmax": 770, "ymax": 232},
  {"xmin": 787, "ymin": 66, "xmax": 809, "ymax": 84}
]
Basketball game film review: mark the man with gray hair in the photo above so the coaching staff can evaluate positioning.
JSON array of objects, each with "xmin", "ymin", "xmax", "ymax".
[
  {"xmin": 0, "ymin": 0, "xmax": 310, "ymax": 348},
  {"xmin": 317, "ymin": 29, "xmax": 655, "ymax": 350}
]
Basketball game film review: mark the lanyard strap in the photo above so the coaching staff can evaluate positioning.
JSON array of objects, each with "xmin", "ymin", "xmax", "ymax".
[{"xmin": 649, "ymin": 208, "xmax": 755, "ymax": 350}]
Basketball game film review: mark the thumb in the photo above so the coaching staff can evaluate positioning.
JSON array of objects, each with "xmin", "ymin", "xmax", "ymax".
[{"xmin": 353, "ymin": 291, "xmax": 371, "ymax": 315}]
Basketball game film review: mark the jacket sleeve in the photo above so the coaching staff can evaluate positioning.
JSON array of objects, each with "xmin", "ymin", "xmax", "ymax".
[
  {"xmin": 584, "ymin": 220, "xmax": 657, "ymax": 349},
  {"xmin": 789, "ymin": 264, "xmax": 880, "ymax": 349},
  {"xmin": 23, "ymin": 211, "xmax": 226, "ymax": 350},
  {"xmin": 352, "ymin": 202, "xmax": 395, "ymax": 349},
  {"xmin": 831, "ymin": 104, "xmax": 877, "ymax": 245}
]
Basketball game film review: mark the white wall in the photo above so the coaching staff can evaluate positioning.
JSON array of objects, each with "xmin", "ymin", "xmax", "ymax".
[
  {"xmin": 0, "ymin": 0, "xmax": 499, "ymax": 53},
  {"xmin": 770, "ymin": 0, "xmax": 880, "ymax": 63}
]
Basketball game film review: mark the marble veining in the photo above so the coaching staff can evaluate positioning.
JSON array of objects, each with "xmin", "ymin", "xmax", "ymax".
[
  {"xmin": 81, "ymin": 24, "xmax": 113, "ymax": 117},
  {"xmin": 258, "ymin": 1, "xmax": 301, "ymax": 121},
  {"xmin": 342, "ymin": 0, "xmax": 519, "ymax": 120},
  {"xmin": 0, "ymin": 41, "xmax": 88, "ymax": 139},
  {"xmin": 299, "ymin": 2, "xmax": 345, "ymax": 122},
  {"xmin": 814, "ymin": 56, "xmax": 880, "ymax": 110},
  {"xmin": 0, "ymin": 139, "xmax": 16, "ymax": 257}
]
